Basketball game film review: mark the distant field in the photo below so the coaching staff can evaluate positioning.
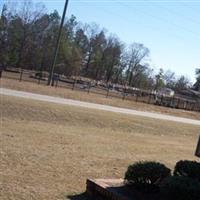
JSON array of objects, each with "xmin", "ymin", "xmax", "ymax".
[
  {"xmin": 1, "ymin": 77, "xmax": 200, "ymax": 120},
  {"xmin": 0, "ymin": 95, "xmax": 199, "ymax": 200}
]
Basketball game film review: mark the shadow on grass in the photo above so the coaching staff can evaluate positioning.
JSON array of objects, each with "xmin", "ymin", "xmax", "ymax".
[{"xmin": 66, "ymin": 192, "xmax": 92, "ymax": 200}]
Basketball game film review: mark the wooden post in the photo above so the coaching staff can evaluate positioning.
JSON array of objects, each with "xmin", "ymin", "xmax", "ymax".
[
  {"xmin": 171, "ymin": 96, "xmax": 175, "ymax": 108},
  {"xmin": 195, "ymin": 135, "xmax": 200, "ymax": 158},
  {"xmin": 136, "ymin": 91, "xmax": 139, "ymax": 102},
  {"xmin": 19, "ymin": 69, "xmax": 23, "ymax": 81},
  {"xmin": 148, "ymin": 92, "xmax": 152, "ymax": 104},
  {"xmin": 87, "ymin": 82, "xmax": 91, "ymax": 94},
  {"xmin": 106, "ymin": 84, "xmax": 109, "ymax": 98},
  {"xmin": 122, "ymin": 86, "xmax": 126, "ymax": 100},
  {"xmin": 195, "ymin": 102, "xmax": 197, "ymax": 111},
  {"xmin": 185, "ymin": 101, "xmax": 188, "ymax": 110},
  {"xmin": 38, "ymin": 71, "xmax": 42, "ymax": 84},
  {"xmin": 55, "ymin": 79, "xmax": 59, "ymax": 87},
  {"xmin": 192, "ymin": 102, "xmax": 194, "ymax": 111},
  {"xmin": 0, "ymin": 68, "xmax": 2, "ymax": 79},
  {"xmin": 188, "ymin": 101, "xmax": 191, "ymax": 110},
  {"xmin": 38, "ymin": 75, "xmax": 41, "ymax": 84},
  {"xmin": 161, "ymin": 95, "xmax": 164, "ymax": 105},
  {"xmin": 177, "ymin": 98, "xmax": 180, "ymax": 109},
  {"xmin": 72, "ymin": 78, "xmax": 76, "ymax": 90},
  {"xmin": 47, "ymin": 0, "xmax": 69, "ymax": 86}
]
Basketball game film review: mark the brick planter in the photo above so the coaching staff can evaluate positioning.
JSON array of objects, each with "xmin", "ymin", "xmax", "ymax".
[{"xmin": 86, "ymin": 179, "xmax": 131, "ymax": 200}]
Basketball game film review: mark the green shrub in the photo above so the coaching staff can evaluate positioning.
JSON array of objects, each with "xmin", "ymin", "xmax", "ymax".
[
  {"xmin": 124, "ymin": 161, "xmax": 171, "ymax": 191},
  {"xmin": 174, "ymin": 160, "xmax": 200, "ymax": 181},
  {"xmin": 160, "ymin": 176, "xmax": 200, "ymax": 200}
]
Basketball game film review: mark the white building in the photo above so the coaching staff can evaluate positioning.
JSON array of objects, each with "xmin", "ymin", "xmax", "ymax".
[{"xmin": 157, "ymin": 88, "xmax": 175, "ymax": 97}]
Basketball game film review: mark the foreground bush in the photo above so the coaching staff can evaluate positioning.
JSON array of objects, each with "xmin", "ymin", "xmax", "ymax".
[
  {"xmin": 160, "ymin": 176, "xmax": 200, "ymax": 200},
  {"xmin": 124, "ymin": 161, "xmax": 171, "ymax": 191},
  {"xmin": 174, "ymin": 160, "xmax": 200, "ymax": 181}
]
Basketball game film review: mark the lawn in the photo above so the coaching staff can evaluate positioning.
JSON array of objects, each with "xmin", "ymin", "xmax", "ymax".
[
  {"xmin": 1, "ymin": 77, "xmax": 200, "ymax": 120},
  {"xmin": 0, "ymin": 95, "xmax": 199, "ymax": 200}
]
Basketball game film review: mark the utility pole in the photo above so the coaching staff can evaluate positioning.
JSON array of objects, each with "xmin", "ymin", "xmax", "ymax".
[{"xmin": 48, "ymin": 0, "xmax": 69, "ymax": 86}]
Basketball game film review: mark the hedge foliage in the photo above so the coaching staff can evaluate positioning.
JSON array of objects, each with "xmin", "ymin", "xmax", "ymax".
[
  {"xmin": 124, "ymin": 161, "xmax": 171, "ymax": 191},
  {"xmin": 174, "ymin": 160, "xmax": 200, "ymax": 181},
  {"xmin": 160, "ymin": 176, "xmax": 200, "ymax": 200}
]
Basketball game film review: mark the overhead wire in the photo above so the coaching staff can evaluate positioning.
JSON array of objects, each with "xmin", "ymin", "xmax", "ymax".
[
  {"xmin": 152, "ymin": 3, "xmax": 200, "ymax": 26},
  {"xmin": 180, "ymin": 1, "xmax": 200, "ymax": 15},
  {"xmin": 79, "ymin": 1, "xmax": 188, "ymax": 42},
  {"xmin": 116, "ymin": 1, "xmax": 200, "ymax": 39}
]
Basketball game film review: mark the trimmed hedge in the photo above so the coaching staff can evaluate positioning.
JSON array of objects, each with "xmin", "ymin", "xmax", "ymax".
[
  {"xmin": 160, "ymin": 176, "xmax": 200, "ymax": 200},
  {"xmin": 124, "ymin": 161, "xmax": 171, "ymax": 191},
  {"xmin": 174, "ymin": 160, "xmax": 200, "ymax": 181}
]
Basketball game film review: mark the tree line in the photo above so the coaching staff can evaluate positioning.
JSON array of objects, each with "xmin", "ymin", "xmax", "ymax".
[{"xmin": 0, "ymin": 1, "xmax": 199, "ymax": 92}]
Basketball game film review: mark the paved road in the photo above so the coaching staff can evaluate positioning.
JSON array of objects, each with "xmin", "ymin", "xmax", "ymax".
[{"xmin": 1, "ymin": 88, "xmax": 200, "ymax": 126}]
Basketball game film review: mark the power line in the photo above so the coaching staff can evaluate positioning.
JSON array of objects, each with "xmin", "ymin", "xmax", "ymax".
[
  {"xmin": 80, "ymin": 0, "xmax": 200, "ymax": 40},
  {"xmin": 117, "ymin": 1, "xmax": 200, "ymax": 39},
  {"xmin": 82, "ymin": 1, "xmax": 187, "ymax": 42},
  {"xmin": 181, "ymin": 1, "xmax": 200, "ymax": 15},
  {"xmin": 153, "ymin": 3, "xmax": 200, "ymax": 26}
]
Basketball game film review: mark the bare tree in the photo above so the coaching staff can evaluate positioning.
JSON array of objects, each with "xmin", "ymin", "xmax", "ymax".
[
  {"xmin": 175, "ymin": 75, "xmax": 190, "ymax": 91},
  {"xmin": 126, "ymin": 43, "xmax": 149, "ymax": 86}
]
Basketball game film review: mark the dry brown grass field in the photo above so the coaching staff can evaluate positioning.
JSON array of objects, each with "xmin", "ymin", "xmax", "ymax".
[
  {"xmin": 1, "ymin": 77, "xmax": 200, "ymax": 120},
  {"xmin": 0, "ymin": 94, "xmax": 199, "ymax": 200}
]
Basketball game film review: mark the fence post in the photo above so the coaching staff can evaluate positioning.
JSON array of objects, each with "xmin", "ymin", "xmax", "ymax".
[
  {"xmin": 185, "ymin": 101, "xmax": 188, "ymax": 110},
  {"xmin": 148, "ymin": 92, "xmax": 152, "ymax": 104},
  {"xmin": 122, "ymin": 86, "xmax": 126, "ymax": 100},
  {"xmin": 72, "ymin": 78, "xmax": 76, "ymax": 90},
  {"xmin": 177, "ymin": 98, "xmax": 180, "ymax": 109},
  {"xmin": 160, "ymin": 95, "xmax": 164, "ymax": 105},
  {"xmin": 38, "ymin": 75, "xmax": 41, "ymax": 84},
  {"xmin": 195, "ymin": 102, "xmax": 197, "ymax": 111},
  {"xmin": 187, "ymin": 101, "xmax": 191, "ymax": 110},
  {"xmin": 38, "ymin": 71, "xmax": 42, "ymax": 84},
  {"xmin": 19, "ymin": 69, "xmax": 23, "ymax": 81},
  {"xmin": 136, "ymin": 91, "xmax": 139, "ymax": 102},
  {"xmin": 191, "ymin": 102, "xmax": 195, "ymax": 111},
  {"xmin": 87, "ymin": 82, "xmax": 91, "ymax": 94},
  {"xmin": 170, "ymin": 96, "xmax": 174, "ymax": 108},
  {"xmin": 106, "ymin": 84, "xmax": 109, "ymax": 98},
  {"xmin": 55, "ymin": 79, "xmax": 59, "ymax": 87},
  {"xmin": 0, "ymin": 69, "xmax": 2, "ymax": 79}
]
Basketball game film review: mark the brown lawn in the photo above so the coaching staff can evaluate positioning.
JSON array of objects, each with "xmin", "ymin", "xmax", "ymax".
[{"xmin": 0, "ymin": 95, "xmax": 199, "ymax": 200}]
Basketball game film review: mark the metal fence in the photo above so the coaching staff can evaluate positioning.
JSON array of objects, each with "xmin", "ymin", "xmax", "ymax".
[{"xmin": 1, "ymin": 68, "xmax": 200, "ymax": 112}]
